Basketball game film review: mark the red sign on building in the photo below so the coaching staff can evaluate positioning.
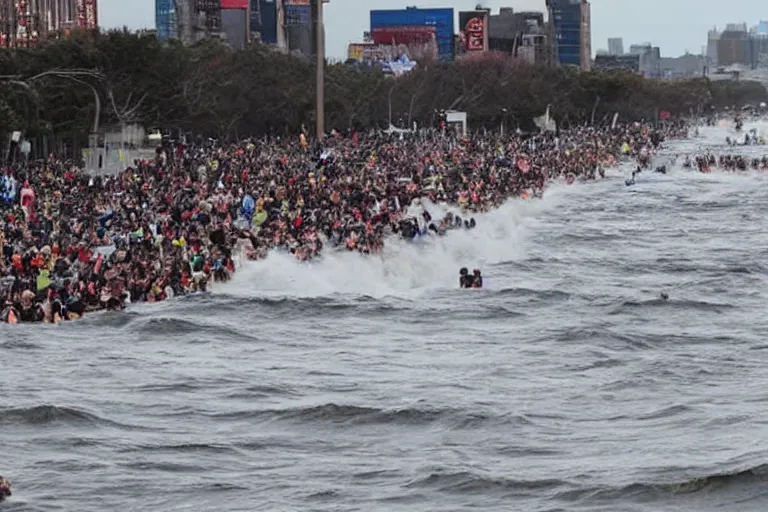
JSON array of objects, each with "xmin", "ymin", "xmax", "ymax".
[
  {"xmin": 458, "ymin": 11, "xmax": 489, "ymax": 52},
  {"xmin": 220, "ymin": 0, "xmax": 249, "ymax": 8}
]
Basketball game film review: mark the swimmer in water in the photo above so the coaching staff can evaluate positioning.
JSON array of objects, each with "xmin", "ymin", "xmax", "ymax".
[
  {"xmin": 0, "ymin": 475, "xmax": 10, "ymax": 503},
  {"xmin": 459, "ymin": 267, "xmax": 474, "ymax": 288},
  {"xmin": 472, "ymin": 269, "xmax": 483, "ymax": 288},
  {"xmin": 660, "ymin": 291, "xmax": 669, "ymax": 301}
]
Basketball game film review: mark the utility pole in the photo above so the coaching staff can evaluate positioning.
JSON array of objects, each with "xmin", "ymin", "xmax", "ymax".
[
  {"xmin": 315, "ymin": 0, "xmax": 325, "ymax": 141},
  {"xmin": 275, "ymin": 0, "xmax": 286, "ymax": 50}
]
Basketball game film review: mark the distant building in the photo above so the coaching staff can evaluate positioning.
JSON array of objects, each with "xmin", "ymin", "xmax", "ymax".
[
  {"xmin": 370, "ymin": 7, "xmax": 455, "ymax": 62},
  {"xmin": 660, "ymin": 53, "xmax": 705, "ymax": 79},
  {"xmin": 718, "ymin": 24, "xmax": 751, "ymax": 67},
  {"xmin": 0, "ymin": 0, "xmax": 97, "ymax": 48},
  {"xmin": 546, "ymin": 0, "xmax": 591, "ymax": 71},
  {"xmin": 580, "ymin": 0, "xmax": 591, "ymax": 71},
  {"xmin": 250, "ymin": 0, "xmax": 277, "ymax": 45},
  {"xmin": 752, "ymin": 33, "xmax": 768, "ymax": 68},
  {"xmin": 156, "ymin": 0, "xmax": 251, "ymax": 49},
  {"xmin": 156, "ymin": 0, "xmax": 223, "ymax": 45},
  {"xmin": 706, "ymin": 28, "xmax": 720, "ymax": 70},
  {"xmin": 704, "ymin": 23, "xmax": 768, "ymax": 71},
  {"xmin": 156, "ymin": 0, "xmax": 177, "ymax": 42},
  {"xmin": 593, "ymin": 53, "xmax": 640, "ymax": 73},
  {"xmin": 485, "ymin": 8, "xmax": 550, "ymax": 65},
  {"xmin": 607, "ymin": 37, "xmax": 623, "ymax": 55},
  {"xmin": 283, "ymin": 0, "xmax": 314, "ymax": 56},
  {"xmin": 221, "ymin": 0, "xmax": 250, "ymax": 50},
  {"xmin": 629, "ymin": 43, "xmax": 661, "ymax": 77}
]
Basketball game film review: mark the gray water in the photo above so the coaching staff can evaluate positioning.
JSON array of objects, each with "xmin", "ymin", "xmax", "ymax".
[{"xmin": 4, "ymin": 124, "xmax": 768, "ymax": 512}]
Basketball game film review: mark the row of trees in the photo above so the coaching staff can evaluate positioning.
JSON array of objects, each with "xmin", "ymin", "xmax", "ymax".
[{"xmin": 1, "ymin": 29, "xmax": 767, "ymax": 153}]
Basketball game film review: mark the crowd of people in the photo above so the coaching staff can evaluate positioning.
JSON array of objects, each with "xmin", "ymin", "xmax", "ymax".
[
  {"xmin": 0, "ymin": 122, "xmax": 687, "ymax": 324},
  {"xmin": 681, "ymin": 154, "xmax": 768, "ymax": 172}
]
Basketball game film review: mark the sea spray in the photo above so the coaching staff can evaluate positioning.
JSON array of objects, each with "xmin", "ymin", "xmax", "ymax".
[{"xmin": 220, "ymin": 184, "xmax": 573, "ymax": 299}]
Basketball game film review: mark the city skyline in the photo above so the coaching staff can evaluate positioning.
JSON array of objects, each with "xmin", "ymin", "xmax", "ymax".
[{"xmin": 96, "ymin": 0, "xmax": 767, "ymax": 60}]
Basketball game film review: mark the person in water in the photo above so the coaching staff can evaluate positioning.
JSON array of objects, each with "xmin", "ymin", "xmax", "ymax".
[
  {"xmin": 0, "ymin": 475, "xmax": 10, "ymax": 503},
  {"xmin": 472, "ymin": 269, "xmax": 483, "ymax": 288},
  {"xmin": 459, "ymin": 268, "xmax": 483, "ymax": 288},
  {"xmin": 459, "ymin": 268, "xmax": 474, "ymax": 288}
]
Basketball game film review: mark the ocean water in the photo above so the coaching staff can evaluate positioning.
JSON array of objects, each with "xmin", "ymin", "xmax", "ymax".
[{"xmin": 4, "ymin": 122, "xmax": 768, "ymax": 512}]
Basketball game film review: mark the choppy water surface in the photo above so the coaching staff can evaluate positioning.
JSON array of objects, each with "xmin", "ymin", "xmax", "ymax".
[{"xmin": 4, "ymin": 123, "xmax": 768, "ymax": 512}]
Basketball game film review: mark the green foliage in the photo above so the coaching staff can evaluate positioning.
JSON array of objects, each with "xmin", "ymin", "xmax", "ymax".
[{"xmin": 1, "ymin": 30, "xmax": 766, "ymax": 148}]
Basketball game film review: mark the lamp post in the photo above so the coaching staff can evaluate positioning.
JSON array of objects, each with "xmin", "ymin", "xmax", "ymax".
[{"xmin": 315, "ymin": 0, "xmax": 325, "ymax": 142}]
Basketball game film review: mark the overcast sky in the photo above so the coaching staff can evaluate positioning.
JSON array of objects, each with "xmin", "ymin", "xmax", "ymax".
[{"xmin": 98, "ymin": 0, "xmax": 767, "ymax": 59}]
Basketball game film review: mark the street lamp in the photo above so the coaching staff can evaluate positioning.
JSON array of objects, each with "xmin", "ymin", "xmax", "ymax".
[{"xmin": 500, "ymin": 108, "xmax": 508, "ymax": 136}]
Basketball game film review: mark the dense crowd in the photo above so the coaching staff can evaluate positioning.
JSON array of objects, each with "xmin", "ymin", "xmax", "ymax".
[{"xmin": 0, "ymin": 123, "xmax": 686, "ymax": 323}]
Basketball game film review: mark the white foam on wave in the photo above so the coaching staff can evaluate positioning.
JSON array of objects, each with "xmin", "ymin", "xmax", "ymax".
[
  {"xmin": 694, "ymin": 118, "xmax": 768, "ymax": 146},
  {"xmin": 219, "ymin": 182, "xmax": 574, "ymax": 299}
]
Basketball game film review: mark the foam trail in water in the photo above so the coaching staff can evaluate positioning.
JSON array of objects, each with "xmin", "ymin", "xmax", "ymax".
[
  {"xmin": 695, "ymin": 118, "xmax": 768, "ymax": 146},
  {"xmin": 220, "ymin": 182, "xmax": 573, "ymax": 299}
]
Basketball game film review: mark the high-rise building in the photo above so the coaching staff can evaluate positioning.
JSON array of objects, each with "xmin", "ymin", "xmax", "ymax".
[
  {"xmin": 580, "ymin": 0, "xmax": 591, "ymax": 71},
  {"xmin": 717, "ymin": 24, "xmax": 751, "ymax": 67},
  {"xmin": 0, "ymin": 0, "xmax": 97, "ymax": 48},
  {"xmin": 484, "ymin": 8, "xmax": 550, "ymax": 64},
  {"xmin": 155, "ymin": 0, "xmax": 224, "ymax": 45},
  {"xmin": 706, "ymin": 28, "xmax": 720, "ymax": 70},
  {"xmin": 546, "ymin": 0, "xmax": 590, "ymax": 70},
  {"xmin": 250, "ymin": 0, "xmax": 277, "ymax": 44},
  {"xmin": 221, "ymin": 0, "xmax": 250, "ymax": 50},
  {"xmin": 607, "ymin": 37, "xmax": 623, "ymax": 55},
  {"xmin": 156, "ymin": 0, "xmax": 176, "ymax": 41},
  {"xmin": 629, "ymin": 43, "xmax": 661, "ymax": 77},
  {"xmin": 752, "ymin": 33, "xmax": 768, "ymax": 68}
]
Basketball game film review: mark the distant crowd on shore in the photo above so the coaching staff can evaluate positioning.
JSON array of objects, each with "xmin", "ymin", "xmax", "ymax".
[{"xmin": 0, "ymin": 122, "xmax": 686, "ymax": 323}]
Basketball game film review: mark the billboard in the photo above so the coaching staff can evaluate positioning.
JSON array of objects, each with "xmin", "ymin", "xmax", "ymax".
[
  {"xmin": 370, "ymin": 8, "xmax": 454, "ymax": 61},
  {"xmin": 458, "ymin": 11, "xmax": 489, "ymax": 52},
  {"xmin": 196, "ymin": 0, "xmax": 220, "ymax": 10},
  {"xmin": 348, "ymin": 40, "xmax": 437, "ymax": 63},
  {"xmin": 281, "ymin": 0, "xmax": 312, "ymax": 26},
  {"xmin": 221, "ymin": 0, "xmax": 249, "ymax": 8},
  {"xmin": 371, "ymin": 26, "xmax": 436, "ymax": 46}
]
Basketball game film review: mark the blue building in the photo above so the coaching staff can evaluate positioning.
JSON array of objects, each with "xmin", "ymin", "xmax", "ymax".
[
  {"xmin": 251, "ymin": 0, "xmax": 277, "ymax": 44},
  {"xmin": 547, "ymin": 0, "xmax": 582, "ymax": 67},
  {"xmin": 249, "ymin": 0, "xmax": 310, "ymax": 46},
  {"xmin": 156, "ymin": 0, "xmax": 177, "ymax": 41},
  {"xmin": 285, "ymin": 2, "xmax": 311, "ymax": 26},
  {"xmin": 370, "ymin": 7, "xmax": 455, "ymax": 62}
]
